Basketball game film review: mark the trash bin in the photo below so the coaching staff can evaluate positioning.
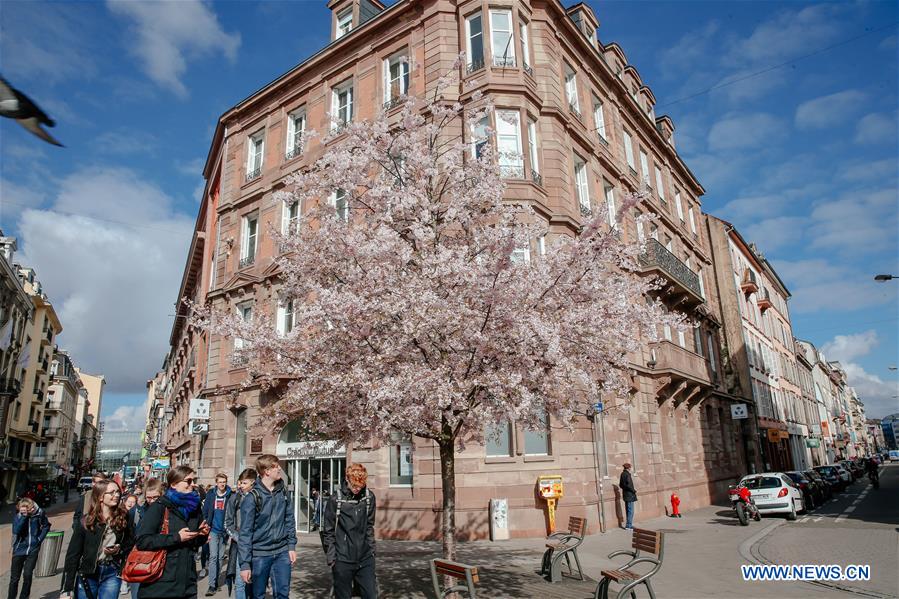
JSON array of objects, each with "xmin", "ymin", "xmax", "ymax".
[{"xmin": 35, "ymin": 530, "xmax": 64, "ymax": 577}]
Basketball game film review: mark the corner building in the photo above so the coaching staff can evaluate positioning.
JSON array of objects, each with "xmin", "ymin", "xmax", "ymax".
[{"xmin": 158, "ymin": 0, "xmax": 752, "ymax": 539}]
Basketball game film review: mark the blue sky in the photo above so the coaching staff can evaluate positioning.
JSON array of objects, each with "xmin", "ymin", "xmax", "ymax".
[{"xmin": 0, "ymin": 0, "xmax": 896, "ymax": 427}]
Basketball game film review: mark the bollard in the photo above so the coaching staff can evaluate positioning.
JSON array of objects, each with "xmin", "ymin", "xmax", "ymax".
[{"xmin": 670, "ymin": 492, "xmax": 682, "ymax": 518}]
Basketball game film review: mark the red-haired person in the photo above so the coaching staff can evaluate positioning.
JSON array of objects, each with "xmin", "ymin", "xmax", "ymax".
[{"xmin": 61, "ymin": 480, "xmax": 133, "ymax": 599}]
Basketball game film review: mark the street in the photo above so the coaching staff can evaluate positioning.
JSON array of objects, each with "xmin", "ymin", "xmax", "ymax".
[{"xmin": 1, "ymin": 464, "xmax": 895, "ymax": 598}]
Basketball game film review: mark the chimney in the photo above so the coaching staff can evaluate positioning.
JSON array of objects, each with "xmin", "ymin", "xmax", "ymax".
[
  {"xmin": 328, "ymin": 0, "xmax": 386, "ymax": 41},
  {"xmin": 566, "ymin": 3, "xmax": 600, "ymax": 48}
]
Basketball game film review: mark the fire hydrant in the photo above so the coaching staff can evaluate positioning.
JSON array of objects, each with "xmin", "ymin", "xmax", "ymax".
[{"xmin": 670, "ymin": 492, "xmax": 682, "ymax": 518}]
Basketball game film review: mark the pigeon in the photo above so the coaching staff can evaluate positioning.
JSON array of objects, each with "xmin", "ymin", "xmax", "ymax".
[{"xmin": 0, "ymin": 75, "xmax": 63, "ymax": 147}]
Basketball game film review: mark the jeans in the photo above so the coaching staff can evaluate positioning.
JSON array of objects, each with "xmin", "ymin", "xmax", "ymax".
[
  {"xmin": 250, "ymin": 552, "xmax": 291, "ymax": 599},
  {"xmin": 333, "ymin": 556, "xmax": 378, "ymax": 599},
  {"xmin": 77, "ymin": 563, "xmax": 122, "ymax": 599},
  {"xmin": 7, "ymin": 552, "xmax": 39, "ymax": 599},
  {"xmin": 129, "ymin": 583, "xmax": 139, "ymax": 599},
  {"xmin": 234, "ymin": 570, "xmax": 247, "ymax": 599},
  {"xmin": 625, "ymin": 501, "xmax": 635, "ymax": 529},
  {"xmin": 207, "ymin": 531, "xmax": 226, "ymax": 590}
]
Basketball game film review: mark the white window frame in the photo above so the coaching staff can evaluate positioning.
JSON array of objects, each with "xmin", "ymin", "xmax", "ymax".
[
  {"xmin": 623, "ymin": 130, "xmax": 635, "ymax": 170},
  {"xmin": 240, "ymin": 214, "xmax": 258, "ymax": 262},
  {"xmin": 276, "ymin": 299, "xmax": 295, "ymax": 337},
  {"xmin": 593, "ymin": 99, "xmax": 607, "ymax": 140},
  {"xmin": 639, "ymin": 150, "xmax": 650, "ymax": 185},
  {"xmin": 655, "ymin": 165, "xmax": 666, "ymax": 201},
  {"xmin": 465, "ymin": 12, "xmax": 484, "ymax": 69},
  {"xmin": 523, "ymin": 411, "xmax": 550, "ymax": 456},
  {"xmin": 496, "ymin": 109, "xmax": 523, "ymax": 178},
  {"xmin": 527, "ymin": 118, "xmax": 539, "ymax": 176},
  {"xmin": 485, "ymin": 420, "xmax": 513, "ymax": 457},
  {"xmin": 282, "ymin": 200, "xmax": 301, "ymax": 235},
  {"xmin": 519, "ymin": 20, "xmax": 531, "ymax": 68},
  {"xmin": 336, "ymin": 8, "xmax": 352, "ymax": 38},
  {"xmin": 565, "ymin": 65, "xmax": 579, "ymax": 113},
  {"xmin": 604, "ymin": 182, "xmax": 617, "ymax": 229},
  {"xmin": 234, "ymin": 303, "xmax": 253, "ymax": 349},
  {"xmin": 510, "ymin": 244, "xmax": 531, "ymax": 264},
  {"xmin": 574, "ymin": 156, "xmax": 590, "ymax": 213},
  {"xmin": 383, "ymin": 52, "xmax": 410, "ymax": 103},
  {"xmin": 537, "ymin": 234, "xmax": 546, "ymax": 256},
  {"xmin": 331, "ymin": 189, "xmax": 349, "ymax": 222},
  {"xmin": 331, "ymin": 80, "xmax": 354, "ymax": 130},
  {"xmin": 285, "ymin": 109, "xmax": 305, "ymax": 158},
  {"xmin": 246, "ymin": 131, "xmax": 264, "ymax": 176},
  {"xmin": 489, "ymin": 9, "xmax": 515, "ymax": 67},
  {"xmin": 688, "ymin": 205, "xmax": 697, "ymax": 234},
  {"xmin": 470, "ymin": 115, "xmax": 489, "ymax": 158}
]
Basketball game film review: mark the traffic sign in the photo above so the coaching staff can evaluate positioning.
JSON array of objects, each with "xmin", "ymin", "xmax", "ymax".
[
  {"xmin": 594, "ymin": 401, "xmax": 604, "ymax": 413},
  {"xmin": 730, "ymin": 403, "xmax": 748, "ymax": 419}
]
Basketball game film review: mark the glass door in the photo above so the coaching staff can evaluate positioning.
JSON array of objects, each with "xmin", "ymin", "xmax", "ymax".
[{"xmin": 296, "ymin": 459, "xmax": 310, "ymax": 532}]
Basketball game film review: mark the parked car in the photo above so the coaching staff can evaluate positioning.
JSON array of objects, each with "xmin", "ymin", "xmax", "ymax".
[
  {"xmin": 842, "ymin": 460, "xmax": 862, "ymax": 480},
  {"xmin": 804, "ymin": 469, "xmax": 832, "ymax": 501},
  {"xmin": 77, "ymin": 476, "xmax": 93, "ymax": 492},
  {"xmin": 738, "ymin": 473, "xmax": 805, "ymax": 520},
  {"xmin": 889, "ymin": 450, "xmax": 899, "ymax": 463},
  {"xmin": 814, "ymin": 465, "xmax": 846, "ymax": 492},
  {"xmin": 784, "ymin": 471, "xmax": 819, "ymax": 510},
  {"xmin": 834, "ymin": 464, "xmax": 853, "ymax": 485}
]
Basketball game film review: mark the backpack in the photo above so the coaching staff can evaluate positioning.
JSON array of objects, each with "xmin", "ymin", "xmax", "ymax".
[
  {"xmin": 247, "ymin": 486, "xmax": 290, "ymax": 518},
  {"xmin": 333, "ymin": 488, "xmax": 372, "ymax": 532}
]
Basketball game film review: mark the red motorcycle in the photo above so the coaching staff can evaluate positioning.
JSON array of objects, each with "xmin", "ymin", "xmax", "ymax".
[{"xmin": 728, "ymin": 484, "xmax": 761, "ymax": 526}]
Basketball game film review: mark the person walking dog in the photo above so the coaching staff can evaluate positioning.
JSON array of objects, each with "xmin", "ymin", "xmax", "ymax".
[
  {"xmin": 619, "ymin": 463, "xmax": 638, "ymax": 530},
  {"xmin": 8, "ymin": 497, "xmax": 50, "ymax": 599}
]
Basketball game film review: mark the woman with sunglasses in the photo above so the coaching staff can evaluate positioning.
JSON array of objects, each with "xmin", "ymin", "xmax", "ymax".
[
  {"xmin": 60, "ymin": 480, "xmax": 133, "ymax": 599},
  {"xmin": 135, "ymin": 466, "xmax": 210, "ymax": 599}
]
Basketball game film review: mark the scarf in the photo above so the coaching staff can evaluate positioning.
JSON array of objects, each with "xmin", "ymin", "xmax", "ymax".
[{"xmin": 164, "ymin": 489, "xmax": 201, "ymax": 520}]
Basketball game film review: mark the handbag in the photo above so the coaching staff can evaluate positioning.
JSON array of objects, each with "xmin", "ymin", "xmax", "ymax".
[{"xmin": 121, "ymin": 508, "xmax": 169, "ymax": 583}]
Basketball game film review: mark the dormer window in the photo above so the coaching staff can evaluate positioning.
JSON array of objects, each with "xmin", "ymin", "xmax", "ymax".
[{"xmin": 336, "ymin": 9, "xmax": 353, "ymax": 38}]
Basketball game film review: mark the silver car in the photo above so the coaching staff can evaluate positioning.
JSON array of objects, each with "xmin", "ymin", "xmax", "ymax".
[{"xmin": 833, "ymin": 464, "xmax": 852, "ymax": 485}]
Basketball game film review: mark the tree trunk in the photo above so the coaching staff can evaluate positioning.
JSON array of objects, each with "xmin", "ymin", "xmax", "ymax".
[{"xmin": 438, "ymin": 437, "xmax": 457, "ymax": 562}]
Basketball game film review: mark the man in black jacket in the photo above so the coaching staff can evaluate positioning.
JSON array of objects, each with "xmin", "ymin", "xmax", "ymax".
[
  {"xmin": 619, "ymin": 463, "xmax": 637, "ymax": 530},
  {"xmin": 322, "ymin": 463, "xmax": 377, "ymax": 599}
]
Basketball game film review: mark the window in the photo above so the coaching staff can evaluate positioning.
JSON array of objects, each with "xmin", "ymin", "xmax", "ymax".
[
  {"xmin": 282, "ymin": 200, "xmax": 301, "ymax": 235},
  {"xmin": 564, "ymin": 65, "xmax": 579, "ymax": 113},
  {"xmin": 635, "ymin": 211, "xmax": 645, "ymax": 241},
  {"xmin": 639, "ymin": 150, "xmax": 649, "ymax": 185},
  {"xmin": 604, "ymin": 181, "xmax": 617, "ymax": 229},
  {"xmin": 677, "ymin": 327, "xmax": 686, "ymax": 348},
  {"xmin": 623, "ymin": 130, "xmax": 635, "ymax": 170},
  {"xmin": 276, "ymin": 300, "xmax": 295, "ymax": 336},
  {"xmin": 537, "ymin": 234, "xmax": 546, "ymax": 256},
  {"xmin": 240, "ymin": 214, "xmax": 258, "ymax": 265},
  {"xmin": 527, "ymin": 118, "xmax": 539, "ymax": 178},
  {"xmin": 593, "ymin": 100, "xmax": 607, "ymax": 140},
  {"xmin": 524, "ymin": 411, "xmax": 550, "ymax": 455},
  {"xmin": 332, "ymin": 189, "xmax": 349, "ymax": 222},
  {"xmin": 285, "ymin": 109, "xmax": 305, "ymax": 159},
  {"xmin": 574, "ymin": 155, "xmax": 590, "ymax": 214},
  {"xmin": 694, "ymin": 326, "xmax": 703, "ymax": 355},
  {"xmin": 471, "ymin": 115, "xmax": 489, "ymax": 158},
  {"xmin": 383, "ymin": 53, "xmax": 410, "ymax": 104},
  {"xmin": 336, "ymin": 8, "xmax": 352, "ymax": 38},
  {"xmin": 674, "ymin": 189, "xmax": 684, "ymax": 221},
  {"xmin": 655, "ymin": 166, "xmax": 666, "ymax": 201},
  {"xmin": 708, "ymin": 334, "xmax": 717, "ymax": 372},
  {"xmin": 510, "ymin": 244, "xmax": 530, "ymax": 264},
  {"xmin": 331, "ymin": 81, "xmax": 354, "ymax": 130},
  {"xmin": 246, "ymin": 131, "xmax": 264, "ymax": 179},
  {"xmin": 486, "ymin": 420, "xmax": 513, "ymax": 457},
  {"xmin": 496, "ymin": 110, "xmax": 523, "ymax": 178},
  {"xmin": 465, "ymin": 12, "xmax": 484, "ymax": 70},
  {"xmin": 519, "ymin": 21, "xmax": 531, "ymax": 70},
  {"xmin": 688, "ymin": 205, "xmax": 697, "ymax": 234},
  {"xmin": 489, "ymin": 9, "xmax": 515, "ymax": 67},
  {"xmin": 234, "ymin": 303, "xmax": 253, "ymax": 349},
  {"xmin": 389, "ymin": 432, "xmax": 413, "ymax": 485},
  {"xmin": 698, "ymin": 266, "xmax": 705, "ymax": 298}
]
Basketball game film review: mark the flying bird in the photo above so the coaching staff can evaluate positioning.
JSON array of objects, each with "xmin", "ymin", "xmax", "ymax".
[{"xmin": 0, "ymin": 75, "xmax": 63, "ymax": 147}]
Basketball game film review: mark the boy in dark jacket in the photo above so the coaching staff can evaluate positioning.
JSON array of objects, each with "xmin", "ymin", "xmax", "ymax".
[
  {"xmin": 8, "ymin": 498, "xmax": 50, "ymax": 599},
  {"xmin": 322, "ymin": 463, "xmax": 378, "ymax": 599},
  {"xmin": 201, "ymin": 473, "xmax": 233, "ymax": 596},
  {"xmin": 224, "ymin": 469, "xmax": 257, "ymax": 599},
  {"xmin": 238, "ymin": 455, "xmax": 296, "ymax": 599}
]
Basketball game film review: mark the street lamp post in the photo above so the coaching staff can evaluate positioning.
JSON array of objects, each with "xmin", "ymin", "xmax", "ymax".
[{"xmin": 874, "ymin": 274, "xmax": 896, "ymax": 281}]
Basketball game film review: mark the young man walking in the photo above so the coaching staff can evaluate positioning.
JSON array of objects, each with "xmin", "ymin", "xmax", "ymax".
[
  {"xmin": 322, "ymin": 463, "xmax": 378, "ymax": 599},
  {"xmin": 238, "ymin": 455, "xmax": 297, "ymax": 599},
  {"xmin": 8, "ymin": 498, "xmax": 51, "ymax": 599},
  {"xmin": 619, "ymin": 463, "xmax": 638, "ymax": 530},
  {"xmin": 202, "ymin": 473, "xmax": 233, "ymax": 596},
  {"xmin": 225, "ymin": 469, "xmax": 257, "ymax": 599}
]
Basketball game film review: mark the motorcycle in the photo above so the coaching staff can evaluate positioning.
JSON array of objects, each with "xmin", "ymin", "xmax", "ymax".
[
  {"xmin": 868, "ymin": 469, "xmax": 879, "ymax": 489},
  {"xmin": 728, "ymin": 484, "xmax": 761, "ymax": 526}
]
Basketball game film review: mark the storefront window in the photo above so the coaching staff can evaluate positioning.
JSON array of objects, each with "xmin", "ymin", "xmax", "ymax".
[{"xmin": 390, "ymin": 432, "xmax": 413, "ymax": 485}]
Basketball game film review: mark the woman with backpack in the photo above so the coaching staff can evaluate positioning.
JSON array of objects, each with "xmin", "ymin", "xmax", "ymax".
[
  {"xmin": 134, "ymin": 466, "xmax": 209, "ymax": 599},
  {"xmin": 60, "ymin": 480, "xmax": 133, "ymax": 599}
]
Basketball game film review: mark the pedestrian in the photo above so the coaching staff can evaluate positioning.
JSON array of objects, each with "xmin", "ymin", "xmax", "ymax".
[
  {"xmin": 197, "ymin": 484, "xmax": 210, "ymax": 578},
  {"xmin": 73, "ymin": 473, "xmax": 108, "ymax": 529},
  {"xmin": 310, "ymin": 489, "xmax": 321, "ymax": 532},
  {"xmin": 238, "ymin": 455, "xmax": 297, "ymax": 599},
  {"xmin": 60, "ymin": 480, "xmax": 132, "ymax": 599},
  {"xmin": 322, "ymin": 463, "xmax": 378, "ymax": 599},
  {"xmin": 128, "ymin": 479, "xmax": 163, "ymax": 599},
  {"xmin": 134, "ymin": 466, "xmax": 210, "ymax": 599},
  {"xmin": 619, "ymin": 463, "xmax": 637, "ymax": 530},
  {"xmin": 8, "ymin": 497, "xmax": 50, "ymax": 599},
  {"xmin": 202, "ymin": 473, "xmax": 233, "ymax": 597},
  {"xmin": 225, "ymin": 469, "xmax": 257, "ymax": 599}
]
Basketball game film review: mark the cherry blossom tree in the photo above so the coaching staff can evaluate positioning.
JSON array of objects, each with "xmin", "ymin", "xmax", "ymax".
[{"xmin": 198, "ymin": 61, "xmax": 681, "ymax": 560}]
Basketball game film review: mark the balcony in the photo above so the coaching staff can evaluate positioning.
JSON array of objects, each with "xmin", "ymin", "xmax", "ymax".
[
  {"xmin": 41, "ymin": 328, "xmax": 52, "ymax": 345},
  {"xmin": 499, "ymin": 164, "xmax": 524, "ymax": 179},
  {"xmin": 531, "ymin": 170, "xmax": 543, "ymax": 186},
  {"xmin": 244, "ymin": 167, "xmax": 262, "ymax": 183},
  {"xmin": 647, "ymin": 340, "xmax": 713, "ymax": 409},
  {"xmin": 466, "ymin": 58, "xmax": 485, "ymax": 75},
  {"xmin": 382, "ymin": 96, "xmax": 404, "ymax": 112},
  {"xmin": 239, "ymin": 255, "xmax": 255, "ymax": 269},
  {"xmin": 568, "ymin": 103, "xmax": 583, "ymax": 122},
  {"xmin": 579, "ymin": 199, "xmax": 593, "ymax": 218},
  {"xmin": 757, "ymin": 288, "xmax": 773, "ymax": 312},
  {"xmin": 31, "ymin": 454, "xmax": 51, "ymax": 464},
  {"xmin": 492, "ymin": 56, "xmax": 516, "ymax": 68},
  {"xmin": 740, "ymin": 268, "xmax": 758, "ymax": 295},
  {"xmin": 638, "ymin": 238, "xmax": 704, "ymax": 306},
  {"xmin": 284, "ymin": 142, "xmax": 304, "ymax": 161},
  {"xmin": 42, "ymin": 427, "xmax": 61, "ymax": 437},
  {"xmin": 523, "ymin": 63, "xmax": 534, "ymax": 78}
]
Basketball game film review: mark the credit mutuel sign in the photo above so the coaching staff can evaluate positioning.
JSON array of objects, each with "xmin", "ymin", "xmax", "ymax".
[{"xmin": 280, "ymin": 440, "xmax": 346, "ymax": 460}]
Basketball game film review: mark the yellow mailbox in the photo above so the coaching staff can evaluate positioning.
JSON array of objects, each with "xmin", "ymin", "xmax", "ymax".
[{"xmin": 537, "ymin": 475, "xmax": 564, "ymax": 533}]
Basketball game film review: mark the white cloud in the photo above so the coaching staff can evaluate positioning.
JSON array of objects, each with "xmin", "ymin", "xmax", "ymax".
[
  {"xmin": 821, "ymin": 330, "xmax": 879, "ymax": 363},
  {"xmin": 707, "ymin": 112, "xmax": 785, "ymax": 151},
  {"xmin": 95, "ymin": 128, "xmax": 159, "ymax": 155},
  {"xmin": 17, "ymin": 167, "xmax": 194, "ymax": 393},
  {"xmin": 807, "ymin": 188, "xmax": 898, "ymax": 255},
  {"xmin": 776, "ymin": 259, "xmax": 895, "ymax": 314},
  {"xmin": 854, "ymin": 112, "xmax": 898, "ymax": 145},
  {"xmin": 106, "ymin": 0, "xmax": 240, "ymax": 98},
  {"xmin": 743, "ymin": 216, "xmax": 807, "ymax": 252},
  {"xmin": 795, "ymin": 90, "xmax": 867, "ymax": 130},
  {"xmin": 104, "ymin": 404, "xmax": 148, "ymax": 431},
  {"xmin": 841, "ymin": 363, "xmax": 898, "ymax": 420},
  {"xmin": 836, "ymin": 158, "xmax": 898, "ymax": 184}
]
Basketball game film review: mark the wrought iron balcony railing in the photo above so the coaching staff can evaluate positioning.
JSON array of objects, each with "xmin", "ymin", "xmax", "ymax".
[
  {"xmin": 639, "ymin": 238, "xmax": 703, "ymax": 300},
  {"xmin": 285, "ymin": 143, "xmax": 303, "ymax": 161},
  {"xmin": 466, "ymin": 59, "xmax": 485, "ymax": 74},
  {"xmin": 245, "ymin": 167, "xmax": 262, "ymax": 183},
  {"xmin": 523, "ymin": 63, "xmax": 534, "ymax": 78},
  {"xmin": 500, "ymin": 164, "xmax": 524, "ymax": 179},
  {"xmin": 383, "ymin": 96, "xmax": 405, "ymax": 111},
  {"xmin": 492, "ymin": 56, "xmax": 516, "ymax": 68},
  {"xmin": 531, "ymin": 170, "xmax": 543, "ymax": 186},
  {"xmin": 239, "ymin": 255, "xmax": 255, "ymax": 269}
]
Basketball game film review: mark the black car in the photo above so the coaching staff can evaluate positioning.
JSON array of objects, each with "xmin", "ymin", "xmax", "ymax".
[
  {"xmin": 815, "ymin": 465, "xmax": 845, "ymax": 492},
  {"xmin": 804, "ymin": 469, "xmax": 832, "ymax": 501},
  {"xmin": 785, "ymin": 471, "xmax": 818, "ymax": 510}
]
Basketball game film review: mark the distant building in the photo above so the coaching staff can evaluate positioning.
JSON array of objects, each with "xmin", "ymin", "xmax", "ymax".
[
  {"xmin": 881, "ymin": 415, "xmax": 899, "ymax": 450},
  {"xmin": 96, "ymin": 430, "xmax": 143, "ymax": 478}
]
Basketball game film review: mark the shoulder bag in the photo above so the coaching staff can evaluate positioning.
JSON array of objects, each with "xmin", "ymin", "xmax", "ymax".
[{"xmin": 121, "ymin": 508, "xmax": 169, "ymax": 583}]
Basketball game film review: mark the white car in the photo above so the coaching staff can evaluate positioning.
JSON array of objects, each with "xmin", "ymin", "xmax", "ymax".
[
  {"xmin": 739, "ymin": 472, "xmax": 805, "ymax": 520},
  {"xmin": 833, "ymin": 464, "xmax": 852, "ymax": 484}
]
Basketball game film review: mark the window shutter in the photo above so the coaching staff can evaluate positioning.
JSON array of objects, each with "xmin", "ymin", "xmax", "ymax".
[
  {"xmin": 276, "ymin": 304, "xmax": 285, "ymax": 336},
  {"xmin": 383, "ymin": 58, "xmax": 390, "ymax": 103}
]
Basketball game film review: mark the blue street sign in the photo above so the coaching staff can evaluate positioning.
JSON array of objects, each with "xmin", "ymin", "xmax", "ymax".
[{"xmin": 594, "ymin": 402, "xmax": 603, "ymax": 413}]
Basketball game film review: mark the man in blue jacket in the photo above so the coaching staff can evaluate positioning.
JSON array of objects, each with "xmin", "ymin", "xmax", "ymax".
[
  {"xmin": 8, "ymin": 497, "xmax": 50, "ymax": 599},
  {"xmin": 238, "ymin": 455, "xmax": 297, "ymax": 599},
  {"xmin": 202, "ymin": 473, "xmax": 233, "ymax": 597}
]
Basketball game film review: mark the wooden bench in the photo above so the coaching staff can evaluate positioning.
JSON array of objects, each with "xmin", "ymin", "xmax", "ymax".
[
  {"xmin": 430, "ymin": 559, "xmax": 479, "ymax": 598},
  {"xmin": 594, "ymin": 528, "xmax": 664, "ymax": 599},
  {"xmin": 540, "ymin": 515, "xmax": 587, "ymax": 582}
]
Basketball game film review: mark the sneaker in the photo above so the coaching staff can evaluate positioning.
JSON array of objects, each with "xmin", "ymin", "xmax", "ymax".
[
  {"xmin": 199, "ymin": 568, "xmax": 207, "ymax": 579},
  {"xmin": 205, "ymin": 589, "xmax": 216, "ymax": 597}
]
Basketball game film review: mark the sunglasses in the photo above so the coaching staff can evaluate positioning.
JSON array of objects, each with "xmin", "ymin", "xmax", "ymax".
[{"xmin": 182, "ymin": 477, "xmax": 197, "ymax": 485}]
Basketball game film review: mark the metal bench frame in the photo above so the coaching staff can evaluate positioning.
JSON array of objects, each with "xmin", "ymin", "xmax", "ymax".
[
  {"xmin": 540, "ymin": 515, "xmax": 587, "ymax": 582},
  {"xmin": 430, "ymin": 558, "xmax": 479, "ymax": 598},
  {"xmin": 594, "ymin": 528, "xmax": 664, "ymax": 599}
]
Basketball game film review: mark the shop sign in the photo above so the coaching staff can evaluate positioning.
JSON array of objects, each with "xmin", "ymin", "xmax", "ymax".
[
  {"xmin": 806, "ymin": 438, "xmax": 821, "ymax": 448},
  {"xmin": 779, "ymin": 430, "xmax": 790, "ymax": 441},
  {"xmin": 730, "ymin": 404, "xmax": 748, "ymax": 419},
  {"xmin": 281, "ymin": 440, "xmax": 346, "ymax": 459},
  {"xmin": 151, "ymin": 457, "xmax": 170, "ymax": 469},
  {"xmin": 766, "ymin": 429, "xmax": 781, "ymax": 443}
]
